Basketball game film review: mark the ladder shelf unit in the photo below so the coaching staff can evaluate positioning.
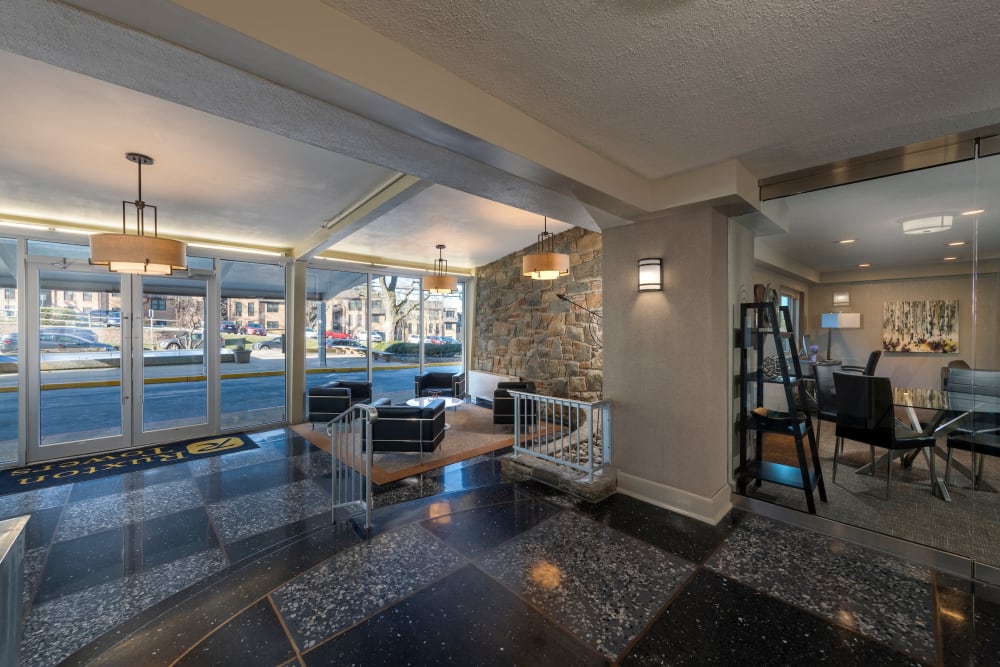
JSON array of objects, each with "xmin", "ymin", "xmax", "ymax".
[{"xmin": 738, "ymin": 302, "xmax": 827, "ymax": 513}]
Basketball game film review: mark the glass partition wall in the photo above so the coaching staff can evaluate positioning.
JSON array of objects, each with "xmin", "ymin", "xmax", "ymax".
[
  {"xmin": 307, "ymin": 266, "xmax": 465, "ymax": 406},
  {"xmin": 739, "ymin": 149, "xmax": 1000, "ymax": 572}
]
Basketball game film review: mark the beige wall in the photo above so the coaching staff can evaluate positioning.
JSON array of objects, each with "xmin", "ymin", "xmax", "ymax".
[
  {"xmin": 603, "ymin": 206, "xmax": 732, "ymax": 524},
  {"xmin": 807, "ymin": 272, "xmax": 1000, "ymax": 388}
]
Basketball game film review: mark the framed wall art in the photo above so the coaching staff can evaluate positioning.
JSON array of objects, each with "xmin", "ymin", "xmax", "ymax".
[{"xmin": 882, "ymin": 300, "xmax": 959, "ymax": 353}]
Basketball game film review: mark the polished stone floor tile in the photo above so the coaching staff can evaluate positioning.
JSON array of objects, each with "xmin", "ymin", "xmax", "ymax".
[
  {"xmin": 705, "ymin": 515, "xmax": 936, "ymax": 662},
  {"xmin": 273, "ymin": 523, "xmax": 465, "ymax": 650},
  {"xmin": 0, "ymin": 484, "xmax": 70, "ymax": 517},
  {"xmin": 575, "ymin": 493, "xmax": 738, "ymax": 562},
  {"xmin": 186, "ymin": 444, "xmax": 287, "ymax": 475},
  {"xmin": 36, "ymin": 526, "xmax": 128, "ymax": 603},
  {"xmin": 206, "ymin": 478, "xmax": 330, "ymax": 544},
  {"xmin": 421, "ymin": 496, "xmax": 561, "ymax": 557},
  {"xmin": 22, "ymin": 549, "xmax": 227, "ymax": 667},
  {"xmin": 622, "ymin": 570, "xmax": 923, "ymax": 665},
  {"xmin": 302, "ymin": 564, "xmax": 606, "ymax": 666},
  {"xmin": 224, "ymin": 510, "xmax": 332, "ymax": 564},
  {"xmin": 175, "ymin": 598, "xmax": 295, "ymax": 666},
  {"xmin": 141, "ymin": 505, "xmax": 220, "ymax": 569},
  {"xmin": 20, "ymin": 504, "xmax": 62, "ymax": 551},
  {"xmin": 935, "ymin": 574, "xmax": 1000, "ymax": 666},
  {"xmin": 477, "ymin": 510, "xmax": 695, "ymax": 659},
  {"xmin": 66, "ymin": 462, "xmax": 192, "ymax": 502},
  {"xmin": 54, "ymin": 478, "xmax": 202, "ymax": 542},
  {"xmin": 194, "ymin": 458, "xmax": 308, "ymax": 502},
  {"xmin": 292, "ymin": 449, "xmax": 333, "ymax": 477}
]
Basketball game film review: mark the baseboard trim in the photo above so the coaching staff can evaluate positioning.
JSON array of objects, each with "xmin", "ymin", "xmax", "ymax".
[{"xmin": 617, "ymin": 472, "xmax": 732, "ymax": 525}]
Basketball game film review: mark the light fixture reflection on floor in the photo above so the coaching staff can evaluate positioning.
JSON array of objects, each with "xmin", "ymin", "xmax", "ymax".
[
  {"xmin": 523, "ymin": 216, "xmax": 569, "ymax": 280},
  {"xmin": 89, "ymin": 153, "xmax": 187, "ymax": 275},
  {"xmin": 423, "ymin": 244, "xmax": 458, "ymax": 294},
  {"xmin": 899, "ymin": 214, "xmax": 953, "ymax": 235}
]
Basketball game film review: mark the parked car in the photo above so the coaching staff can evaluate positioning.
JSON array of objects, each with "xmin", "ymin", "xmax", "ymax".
[
  {"xmin": 39, "ymin": 332, "xmax": 117, "ymax": 351},
  {"xmin": 2, "ymin": 331, "xmax": 116, "ymax": 353},
  {"xmin": 159, "ymin": 331, "xmax": 223, "ymax": 350},
  {"xmin": 441, "ymin": 336, "xmax": 461, "ymax": 345},
  {"xmin": 326, "ymin": 339, "xmax": 367, "ymax": 354},
  {"xmin": 326, "ymin": 330, "xmax": 351, "ymax": 340},
  {"xmin": 252, "ymin": 335, "xmax": 283, "ymax": 350},
  {"xmin": 87, "ymin": 309, "xmax": 121, "ymax": 327},
  {"xmin": 240, "ymin": 322, "xmax": 266, "ymax": 336},
  {"xmin": 304, "ymin": 327, "xmax": 318, "ymax": 339},
  {"xmin": 40, "ymin": 326, "xmax": 99, "ymax": 343},
  {"xmin": 407, "ymin": 334, "xmax": 421, "ymax": 344},
  {"xmin": 355, "ymin": 330, "xmax": 384, "ymax": 343},
  {"xmin": 220, "ymin": 320, "xmax": 238, "ymax": 333}
]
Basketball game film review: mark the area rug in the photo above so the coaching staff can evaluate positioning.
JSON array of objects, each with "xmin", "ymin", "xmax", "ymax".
[
  {"xmin": 292, "ymin": 404, "xmax": 525, "ymax": 485},
  {"xmin": 0, "ymin": 434, "xmax": 259, "ymax": 496}
]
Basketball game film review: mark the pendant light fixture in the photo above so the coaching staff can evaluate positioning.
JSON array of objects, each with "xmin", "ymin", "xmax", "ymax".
[
  {"xmin": 89, "ymin": 152, "xmax": 187, "ymax": 275},
  {"xmin": 423, "ymin": 244, "xmax": 458, "ymax": 294},
  {"xmin": 522, "ymin": 216, "xmax": 569, "ymax": 280}
]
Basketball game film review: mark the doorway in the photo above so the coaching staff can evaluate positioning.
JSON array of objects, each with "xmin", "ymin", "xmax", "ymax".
[{"xmin": 25, "ymin": 259, "xmax": 213, "ymax": 463}]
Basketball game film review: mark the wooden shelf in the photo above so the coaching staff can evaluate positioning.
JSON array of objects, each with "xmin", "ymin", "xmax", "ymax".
[{"xmin": 744, "ymin": 460, "xmax": 822, "ymax": 492}]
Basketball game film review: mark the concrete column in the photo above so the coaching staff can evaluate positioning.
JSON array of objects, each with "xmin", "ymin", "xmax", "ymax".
[{"xmin": 603, "ymin": 206, "xmax": 734, "ymax": 524}]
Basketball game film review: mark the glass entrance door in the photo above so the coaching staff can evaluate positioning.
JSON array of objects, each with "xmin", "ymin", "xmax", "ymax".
[
  {"xmin": 26, "ymin": 260, "xmax": 213, "ymax": 462},
  {"xmin": 28, "ymin": 263, "xmax": 128, "ymax": 461}
]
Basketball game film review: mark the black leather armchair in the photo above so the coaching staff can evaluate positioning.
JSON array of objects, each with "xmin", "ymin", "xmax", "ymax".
[
  {"xmin": 414, "ymin": 371, "xmax": 465, "ymax": 399},
  {"xmin": 366, "ymin": 397, "xmax": 446, "ymax": 455},
  {"xmin": 307, "ymin": 381, "xmax": 373, "ymax": 425},
  {"xmin": 493, "ymin": 381, "xmax": 537, "ymax": 430}
]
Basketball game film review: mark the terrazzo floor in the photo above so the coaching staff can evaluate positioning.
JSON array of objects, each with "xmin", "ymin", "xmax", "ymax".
[{"xmin": 2, "ymin": 427, "xmax": 997, "ymax": 665}]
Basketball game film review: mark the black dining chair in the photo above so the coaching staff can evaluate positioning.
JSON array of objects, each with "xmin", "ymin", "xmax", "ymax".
[
  {"xmin": 943, "ymin": 366, "xmax": 1000, "ymax": 489},
  {"xmin": 843, "ymin": 350, "xmax": 881, "ymax": 375},
  {"xmin": 813, "ymin": 361, "xmax": 842, "ymax": 447},
  {"xmin": 833, "ymin": 372, "xmax": 936, "ymax": 499}
]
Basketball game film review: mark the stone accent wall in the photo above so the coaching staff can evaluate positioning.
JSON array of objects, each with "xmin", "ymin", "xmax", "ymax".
[{"xmin": 474, "ymin": 227, "xmax": 602, "ymax": 401}]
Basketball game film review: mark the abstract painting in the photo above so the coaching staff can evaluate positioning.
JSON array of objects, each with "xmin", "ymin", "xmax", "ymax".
[{"xmin": 882, "ymin": 300, "xmax": 959, "ymax": 353}]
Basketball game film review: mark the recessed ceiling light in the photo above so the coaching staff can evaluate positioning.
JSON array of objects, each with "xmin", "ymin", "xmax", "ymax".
[
  {"xmin": 837, "ymin": 239, "xmax": 856, "ymax": 244},
  {"xmin": 943, "ymin": 256, "xmax": 959, "ymax": 261},
  {"xmin": 947, "ymin": 241, "xmax": 966, "ymax": 246},
  {"xmin": 899, "ymin": 214, "xmax": 953, "ymax": 234},
  {"xmin": 858, "ymin": 263, "xmax": 871, "ymax": 268},
  {"xmin": 961, "ymin": 209, "xmax": 985, "ymax": 216}
]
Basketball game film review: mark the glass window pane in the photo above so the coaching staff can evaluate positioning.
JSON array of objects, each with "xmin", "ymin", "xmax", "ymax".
[
  {"xmin": 0, "ymin": 238, "xmax": 17, "ymax": 463},
  {"xmin": 220, "ymin": 259, "xmax": 286, "ymax": 429},
  {"xmin": 306, "ymin": 268, "xmax": 368, "ymax": 393}
]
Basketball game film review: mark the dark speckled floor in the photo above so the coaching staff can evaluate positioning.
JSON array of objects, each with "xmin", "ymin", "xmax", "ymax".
[{"xmin": 3, "ymin": 427, "xmax": 998, "ymax": 665}]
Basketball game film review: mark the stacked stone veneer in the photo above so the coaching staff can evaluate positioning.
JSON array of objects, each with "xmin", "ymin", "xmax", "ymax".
[{"xmin": 473, "ymin": 227, "xmax": 602, "ymax": 401}]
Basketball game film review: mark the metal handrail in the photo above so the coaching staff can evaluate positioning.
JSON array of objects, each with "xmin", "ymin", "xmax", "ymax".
[
  {"xmin": 508, "ymin": 390, "xmax": 611, "ymax": 482},
  {"xmin": 327, "ymin": 403, "xmax": 379, "ymax": 531}
]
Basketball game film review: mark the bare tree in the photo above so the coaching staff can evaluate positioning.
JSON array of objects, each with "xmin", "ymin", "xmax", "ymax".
[{"xmin": 379, "ymin": 276, "xmax": 422, "ymax": 342}]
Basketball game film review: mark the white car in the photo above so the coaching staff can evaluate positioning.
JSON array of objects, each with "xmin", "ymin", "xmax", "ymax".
[
  {"xmin": 356, "ymin": 330, "xmax": 385, "ymax": 343},
  {"xmin": 304, "ymin": 327, "xmax": 318, "ymax": 339}
]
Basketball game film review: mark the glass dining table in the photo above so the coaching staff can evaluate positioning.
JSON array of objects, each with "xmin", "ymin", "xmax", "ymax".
[{"xmin": 892, "ymin": 387, "xmax": 1000, "ymax": 501}]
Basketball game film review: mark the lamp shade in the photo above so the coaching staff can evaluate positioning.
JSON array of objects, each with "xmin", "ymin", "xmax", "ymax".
[
  {"xmin": 423, "ymin": 274, "xmax": 457, "ymax": 294},
  {"xmin": 637, "ymin": 257, "xmax": 663, "ymax": 291},
  {"xmin": 522, "ymin": 252, "xmax": 570, "ymax": 280},
  {"xmin": 89, "ymin": 233, "xmax": 187, "ymax": 275}
]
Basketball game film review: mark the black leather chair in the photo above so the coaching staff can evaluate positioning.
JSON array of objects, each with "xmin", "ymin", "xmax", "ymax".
[
  {"xmin": 944, "ymin": 367, "xmax": 1000, "ymax": 489},
  {"xmin": 492, "ymin": 381, "xmax": 537, "ymax": 430},
  {"xmin": 307, "ymin": 381, "xmax": 373, "ymax": 426},
  {"xmin": 843, "ymin": 350, "xmax": 881, "ymax": 375},
  {"xmin": 940, "ymin": 359, "xmax": 971, "ymax": 390},
  {"xmin": 833, "ymin": 372, "xmax": 936, "ymax": 499},
  {"xmin": 813, "ymin": 361, "xmax": 842, "ymax": 446},
  {"xmin": 414, "ymin": 371, "xmax": 465, "ymax": 399},
  {"xmin": 366, "ymin": 397, "xmax": 446, "ymax": 456}
]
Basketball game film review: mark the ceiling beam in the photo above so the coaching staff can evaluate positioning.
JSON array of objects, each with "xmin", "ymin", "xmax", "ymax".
[{"xmin": 292, "ymin": 174, "xmax": 429, "ymax": 260}]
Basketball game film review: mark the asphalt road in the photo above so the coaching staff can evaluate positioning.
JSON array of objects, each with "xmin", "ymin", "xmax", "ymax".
[{"xmin": 0, "ymin": 362, "xmax": 460, "ymax": 443}]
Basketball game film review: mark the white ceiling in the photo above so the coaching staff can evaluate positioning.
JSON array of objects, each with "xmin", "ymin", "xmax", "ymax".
[{"xmin": 0, "ymin": 0, "xmax": 998, "ymax": 277}]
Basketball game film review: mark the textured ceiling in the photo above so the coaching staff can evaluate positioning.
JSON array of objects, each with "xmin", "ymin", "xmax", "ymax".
[{"xmin": 324, "ymin": 0, "xmax": 1000, "ymax": 179}]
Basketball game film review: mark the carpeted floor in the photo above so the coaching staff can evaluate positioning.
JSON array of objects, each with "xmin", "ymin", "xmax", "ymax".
[
  {"xmin": 291, "ymin": 404, "xmax": 516, "ymax": 484},
  {"xmin": 748, "ymin": 418, "xmax": 1000, "ymax": 569}
]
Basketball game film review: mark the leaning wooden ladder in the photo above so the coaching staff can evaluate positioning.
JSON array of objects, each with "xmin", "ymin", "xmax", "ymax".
[{"xmin": 328, "ymin": 404, "xmax": 378, "ymax": 531}]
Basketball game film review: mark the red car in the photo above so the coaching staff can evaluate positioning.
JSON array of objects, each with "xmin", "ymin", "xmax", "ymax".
[
  {"xmin": 326, "ymin": 331, "xmax": 351, "ymax": 340},
  {"xmin": 240, "ymin": 322, "xmax": 267, "ymax": 336}
]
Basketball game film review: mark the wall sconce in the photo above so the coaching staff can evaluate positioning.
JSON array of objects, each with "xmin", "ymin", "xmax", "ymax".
[
  {"xmin": 832, "ymin": 289, "xmax": 850, "ymax": 306},
  {"xmin": 638, "ymin": 257, "xmax": 663, "ymax": 292}
]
